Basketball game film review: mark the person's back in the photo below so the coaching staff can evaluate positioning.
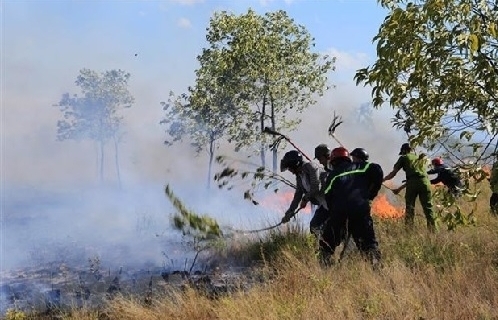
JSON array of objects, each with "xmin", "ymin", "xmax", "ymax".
[
  {"xmin": 325, "ymin": 162, "xmax": 372, "ymax": 212},
  {"xmin": 398, "ymin": 153, "xmax": 429, "ymax": 182},
  {"xmin": 428, "ymin": 158, "xmax": 462, "ymax": 193},
  {"xmin": 297, "ymin": 161, "xmax": 328, "ymax": 209},
  {"xmin": 350, "ymin": 148, "xmax": 383, "ymax": 200},
  {"xmin": 323, "ymin": 148, "xmax": 381, "ymax": 266}
]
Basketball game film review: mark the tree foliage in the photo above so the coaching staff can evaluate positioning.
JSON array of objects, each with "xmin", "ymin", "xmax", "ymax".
[
  {"xmin": 354, "ymin": 0, "xmax": 497, "ymax": 229},
  {"xmin": 355, "ymin": 0, "xmax": 498, "ymax": 161},
  {"xmin": 164, "ymin": 184, "xmax": 222, "ymax": 239},
  {"xmin": 160, "ymin": 86, "xmax": 234, "ymax": 189},
  {"xmin": 194, "ymin": 9, "xmax": 334, "ymax": 170},
  {"xmin": 56, "ymin": 69, "xmax": 134, "ymax": 182}
]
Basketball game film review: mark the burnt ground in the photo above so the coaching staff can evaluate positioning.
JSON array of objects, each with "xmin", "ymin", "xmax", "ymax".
[
  {"xmin": 1, "ymin": 186, "xmax": 282, "ymax": 316},
  {"xmin": 1, "ymin": 260, "xmax": 258, "ymax": 316}
]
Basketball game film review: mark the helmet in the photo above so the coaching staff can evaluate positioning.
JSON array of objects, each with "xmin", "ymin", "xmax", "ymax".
[
  {"xmin": 350, "ymin": 148, "xmax": 369, "ymax": 161},
  {"xmin": 330, "ymin": 147, "xmax": 350, "ymax": 161},
  {"xmin": 399, "ymin": 143, "xmax": 411, "ymax": 155},
  {"xmin": 432, "ymin": 157, "xmax": 443, "ymax": 166},
  {"xmin": 280, "ymin": 150, "xmax": 303, "ymax": 172},
  {"xmin": 314, "ymin": 144, "xmax": 331, "ymax": 159}
]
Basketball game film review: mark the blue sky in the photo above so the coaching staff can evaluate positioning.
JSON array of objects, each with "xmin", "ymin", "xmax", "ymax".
[{"xmin": 2, "ymin": 0, "xmax": 405, "ymax": 188}]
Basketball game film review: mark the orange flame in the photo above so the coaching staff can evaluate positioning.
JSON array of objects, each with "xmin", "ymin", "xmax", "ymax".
[
  {"xmin": 259, "ymin": 191, "xmax": 312, "ymax": 214},
  {"xmin": 371, "ymin": 194, "xmax": 404, "ymax": 219},
  {"xmin": 262, "ymin": 191, "xmax": 404, "ymax": 219}
]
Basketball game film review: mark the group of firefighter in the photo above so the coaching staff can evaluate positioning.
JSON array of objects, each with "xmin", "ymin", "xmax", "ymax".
[{"xmin": 279, "ymin": 142, "xmax": 498, "ymax": 267}]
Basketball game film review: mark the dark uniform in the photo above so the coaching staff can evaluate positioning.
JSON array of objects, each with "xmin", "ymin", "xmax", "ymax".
[
  {"xmin": 427, "ymin": 162, "xmax": 463, "ymax": 197},
  {"xmin": 489, "ymin": 161, "xmax": 498, "ymax": 216},
  {"xmin": 321, "ymin": 148, "xmax": 382, "ymax": 265}
]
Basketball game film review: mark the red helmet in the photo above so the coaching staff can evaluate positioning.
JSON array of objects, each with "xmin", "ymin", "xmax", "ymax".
[
  {"xmin": 432, "ymin": 157, "xmax": 443, "ymax": 166},
  {"xmin": 330, "ymin": 147, "xmax": 350, "ymax": 161}
]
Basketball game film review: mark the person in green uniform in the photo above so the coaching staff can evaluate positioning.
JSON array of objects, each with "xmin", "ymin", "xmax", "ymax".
[{"xmin": 383, "ymin": 143, "xmax": 436, "ymax": 231}]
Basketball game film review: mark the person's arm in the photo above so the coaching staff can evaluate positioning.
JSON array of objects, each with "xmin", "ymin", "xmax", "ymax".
[
  {"xmin": 287, "ymin": 185, "xmax": 303, "ymax": 214},
  {"xmin": 393, "ymin": 183, "xmax": 406, "ymax": 194},
  {"xmin": 427, "ymin": 167, "xmax": 441, "ymax": 185},
  {"xmin": 282, "ymin": 178, "xmax": 303, "ymax": 223},
  {"xmin": 430, "ymin": 175, "xmax": 442, "ymax": 185},
  {"xmin": 384, "ymin": 157, "xmax": 403, "ymax": 181}
]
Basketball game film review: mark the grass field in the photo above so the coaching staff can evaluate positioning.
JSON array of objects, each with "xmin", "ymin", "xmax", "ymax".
[{"xmin": 5, "ymin": 184, "xmax": 498, "ymax": 320}]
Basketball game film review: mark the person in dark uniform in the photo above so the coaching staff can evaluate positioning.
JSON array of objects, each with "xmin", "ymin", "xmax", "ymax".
[
  {"xmin": 321, "ymin": 147, "xmax": 382, "ymax": 267},
  {"xmin": 427, "ymin": 157, "xmax": 463, "ymax": 197}
]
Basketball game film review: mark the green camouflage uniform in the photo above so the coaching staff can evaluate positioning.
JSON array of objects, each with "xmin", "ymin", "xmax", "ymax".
[
  {"xmin": 394, "ymin": 153, "xmax": 436, "ymax": 230},
  {"xmin": 489, "ymin": 162, "xmax": 498, "ymax": 215}
]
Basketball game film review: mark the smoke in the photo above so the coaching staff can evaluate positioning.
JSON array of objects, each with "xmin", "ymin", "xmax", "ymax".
[
  {"xmin": 1, "ymin": 1, "xmax": 406, "ymax": 276},
  {"xmin": 2, "ymin": 65, "xmax": 406, "ymax": 274}
]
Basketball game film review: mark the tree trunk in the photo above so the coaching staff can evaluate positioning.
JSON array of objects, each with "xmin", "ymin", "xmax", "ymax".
[
  {"xmin": 99, "ymin": 140, "xmax": 105, "ymax": 183},
  {"xmin": 207, "ymin": 137, "xmax": 215, "ymax": 190},
  {"xmin": 270, "ymin": 93, "xmax": 277, "ymax": 173},
  {"xmin": 95, "ymin": 141, "xmax": 100, "ymax": 180},
  {"xmin": 113, "ymin": 135, "xmax": 122, "ymax": 189},
  {"xmin": 260, "ymin": 94, "xmax": 267, "ymax": 168}
]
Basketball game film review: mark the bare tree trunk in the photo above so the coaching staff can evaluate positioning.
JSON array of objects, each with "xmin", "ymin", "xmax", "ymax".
[
  {"xmin": 260, "ymin": 94, "xmax": 267, "ymax": 168},
  {"xmin": 95, "ymin": 141, "xmax": 99, "ymax": 180},
  {"xmin": 270, "ymin": 94, "xmax": 277, "ymax": 173},
  {"xmin": 207, "ymin": 137, "xmax": 215, "ymax": 190},
  {"xmin": 99, "ymin": 140, "xmax": 105, "ymax": 183},
  {"xmin": 113, "ymin": 135, "xmax": 122, "ymax": 189}
]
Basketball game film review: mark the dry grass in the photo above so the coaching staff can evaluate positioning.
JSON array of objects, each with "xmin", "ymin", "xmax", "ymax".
[{"xmin": 9, "ymin": 187, "xmax": 498, "ymax": 320}]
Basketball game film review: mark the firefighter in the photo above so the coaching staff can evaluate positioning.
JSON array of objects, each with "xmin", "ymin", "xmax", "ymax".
[
  {"xmin": 314, "ymin": 143, "xmax": 333, "ymax": 171},
  {"xmin": 384, "ymin": 143, "xmax": 436, "ymax": 231},
  {"xmin": 322, "ymin": 147, "xmax": 382, "ymax": 267},
  {"xmin": 427, "ymin": 157, "xmax": 463, "ymax": 197},
  {"xmin": 350, "ymin": 148, "xmax": 384, "ymax": 200},
  {"xmin": 279, "ymin": 150, "xmax": 329, "ymax": 249},
  {"xmin": 489, "ymin": 159, "xmax": 498, "ymax": 216},
  {"xmin": 351, "ymin": 148, "xmax": 384, "ymax": 204}
]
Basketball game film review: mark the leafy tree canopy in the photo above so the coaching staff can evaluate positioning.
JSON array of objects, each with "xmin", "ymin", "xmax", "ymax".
[
  {"xmin": 355, "ymin": 0, "xmax": 498, "ymax": 162},
  {"xmin": 57, "ymin": 69, "xmax": 134, "ymax": 142},
  {"xmin": 197, "ymin": 9, "xmax": 334, "ymax": 151}
]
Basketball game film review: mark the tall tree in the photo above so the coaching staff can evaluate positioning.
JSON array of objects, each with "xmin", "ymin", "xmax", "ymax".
[
  {"xmin": 197, "ymin": 9, "xmax": 334, "ymax": 172},
  {"xmin": 354, "ymin": 0, "xmax": 498, "ymax": 162},
  {"xmin": 56, "ymin": 69, "xmax": 134, "ymax": 185},
  {"xmin": 160, "ymin": 86, "xmax": 233, "ymax": 189}
]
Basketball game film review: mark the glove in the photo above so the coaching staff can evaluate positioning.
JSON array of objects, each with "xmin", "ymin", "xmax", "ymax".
[{"xmin": 281, "ymin": 210, "xmax": 294, "ymax": 224}]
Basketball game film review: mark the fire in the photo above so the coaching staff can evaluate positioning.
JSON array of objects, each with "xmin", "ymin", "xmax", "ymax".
[
  {"xmin": 261, "ymin": 191, "xmax": 404, "ymax": 219},
  {"xmin": 371, "ymin": 194, "xmax": 404, "ymax": 219},
  {"xmin": 259, "ymin": 191, "xmax": 312, "ymax": 214}
]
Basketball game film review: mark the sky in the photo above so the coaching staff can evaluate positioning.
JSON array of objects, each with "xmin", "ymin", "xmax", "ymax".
[
  {"xmin": 2, "ymin": 0, "xmax": 404, "ymax": 187},
  {"xmin": 0, "ymin": 0, "xmax": 410, "ymax": 270}
]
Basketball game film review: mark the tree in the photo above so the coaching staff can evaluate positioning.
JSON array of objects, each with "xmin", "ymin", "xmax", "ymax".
[
  {"xmin": 56, "ymin": 69, "xmax": 134, "ymax": 185},
  {"xmin": 354, "ymin": 0, "xmax": 498, "ymax": 163},
  {"xmin": 160, "ymin": 87, "xmax": 233, "ymax": 189},
  {"xmin": 195, "ymin": 9, "xmax": 334, "ymax": 172},
  {"xmin": 354, "ymin": 0, "xmax": 496, "ymax": 229}
]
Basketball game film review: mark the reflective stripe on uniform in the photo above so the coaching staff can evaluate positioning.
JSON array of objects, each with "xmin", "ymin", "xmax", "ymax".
[{"xmin": 324, "ymin": 162, "xmax": 371, "ymax": 194}]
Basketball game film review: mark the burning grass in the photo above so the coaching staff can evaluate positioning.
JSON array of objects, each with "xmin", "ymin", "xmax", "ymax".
[{"xmin": 5, "ymin": 188, "xmax": 498, "ymax": 320}]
